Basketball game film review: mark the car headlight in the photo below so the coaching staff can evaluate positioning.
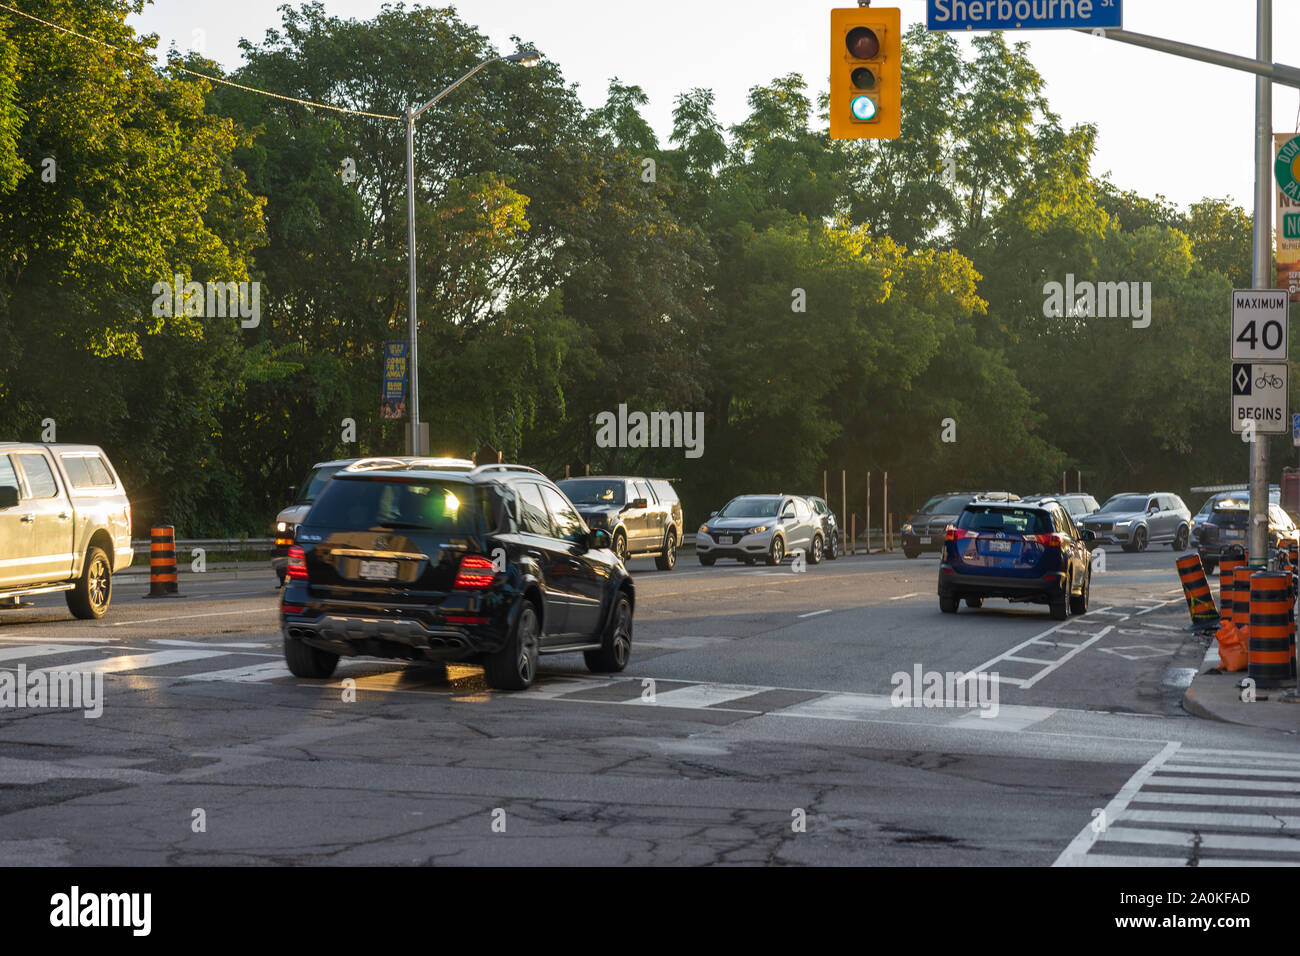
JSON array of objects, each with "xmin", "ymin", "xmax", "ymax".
[
  {"xmin": 747, "ymin": 525, "xmax": 769, "ymax": 535},
  {"xmin": 698, "ymin": 525, "xmax": 709, "ymax": 535},
  {"xmin": 276, "ymin": 521, "xmax": 289, "ymax": 533},
  {"xmin": 1115, "ymin": 520, "xmax": 1131, "ymax": 528},
  {"xmin": 903, "ymin": 523, "xmax": 913, "ymax": 534}
]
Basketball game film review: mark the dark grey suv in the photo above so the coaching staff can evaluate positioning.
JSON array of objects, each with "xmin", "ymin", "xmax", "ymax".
[{"xmin": 557, "ymin": 476, "xmax": 683, "ymax": 570}]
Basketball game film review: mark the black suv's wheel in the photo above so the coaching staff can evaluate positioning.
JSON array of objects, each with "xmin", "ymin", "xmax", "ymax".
[
  {"xmin": 808, "ymin": 534, "xmax": 823, "ymax": 565},
  {"xmin": 585, "ymin": 592, "xmax": 633, "ymax": 674},
  {"xmin": 655, "ymin": 530, "xmax": 677, "ymax": 571},
  {"xmin": 939, "ymin": 593, "xmax": 959, "ymax": 614},
  {"xmin": 1070, "ymin": 566, "xmax": 1090, "ymax": 616},
  {"xmin": 484, "ymin": 600, "xmax": 540, "ymax": 690},
  {"xmin": 283, "ymin": 636, "xmax": 339, "ymax": 679},
  {"xmin": 766, "ymin": 536, "xmax": 785, "ymax": 566},
  {"xmin": 67, "ymin": 546, "xmax": 112, "ymax": 620},
  {"xmin": 1172, "ymin": 525, "xmax": 1189, "ymax": 551},
  {"xmin": 612, "ymin": 531, "xmax": 629, "ymax": 564},
  {"xmin": 276, "ymin": 569, "xmax": 286, "ymax": 587}
]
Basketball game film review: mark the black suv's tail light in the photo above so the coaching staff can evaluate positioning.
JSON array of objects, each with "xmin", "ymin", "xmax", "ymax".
[
  {"xmin": 454, "ymin": 554, "xmax": 496, "ymax": 589},
  {"xmin": 287, "ymin": 545, "xmax": 309, "ymax": 581}
]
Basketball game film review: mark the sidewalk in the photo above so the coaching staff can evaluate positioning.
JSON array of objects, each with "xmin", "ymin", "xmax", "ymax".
[{"xmin": 1182, "ymin": 640, "xmax": 1300, "ymax": 735}]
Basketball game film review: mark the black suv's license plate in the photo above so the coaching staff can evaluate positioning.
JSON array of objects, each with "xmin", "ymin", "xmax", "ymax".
[{"xmin": 359, "ymin": 560, "xmax": 399, "ymax": 581}]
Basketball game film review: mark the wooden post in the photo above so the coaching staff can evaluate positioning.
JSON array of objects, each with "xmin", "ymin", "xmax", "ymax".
[
  {"xmin": 1062, "ymin": 470, "xmax": 1066, "ymax": 493},
  {"xmin": 823, "ymin": 469, "xmax": 827, "ymax": 504},
  {"xmin": 585, "ymin": 463, "xmax": 590, "ymax": 476},
  {"xmin": 841, "ymin": 470, "xmax": 847, "ymax": 557},
  {"xmin": 851, "ymin": 514, "xmax": 856, "ymax": 556},
  {"xmin": 565, "ymin": 464, "xmax": 570, "ymax": 478},
  {"xmin": 883, "ymin": 471, "xmax": 889, "ymax": 551},
  {"xmin": 866, "ymin": 472, "xmax": 871, "ymax": 554}
]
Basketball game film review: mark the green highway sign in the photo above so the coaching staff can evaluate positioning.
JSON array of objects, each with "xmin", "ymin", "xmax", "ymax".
[{"xmin": 1278, "ymin": 134, "xmax": 1300, "ymax": 200}]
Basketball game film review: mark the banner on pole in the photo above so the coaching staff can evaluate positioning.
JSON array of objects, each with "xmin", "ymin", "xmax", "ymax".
[
  {"xmin": 1277, "ymin": 133, "xmax": 1300, "ymax": 303},
  {"xmin": 381, "ymin": 341, "xmax": 408, "ymax": 420}
]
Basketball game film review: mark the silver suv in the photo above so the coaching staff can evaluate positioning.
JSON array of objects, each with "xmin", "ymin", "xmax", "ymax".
[
  {"xmin": 697, "ymin": 494, "xmax": 824, "ymax": 566},
  {"xmin": 0, "ymin": 443, "xmax": 133, "ymax": 618},
  {"xmin": 1078, "ymin": 492, "xmax": 1191, "ymax": 552}
]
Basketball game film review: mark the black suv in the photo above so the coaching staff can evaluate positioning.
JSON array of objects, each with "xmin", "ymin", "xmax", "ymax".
[
  {"xmin": 902, "ymin": 491, "xmax": 1020, "ymax": 558},
  {"xmin": 556, "ymin": 476, "xmax": 683, "ymax": 570},
  {"xmin": 280, "ymin": 461, "xmax": 634, "ymax": 691}
]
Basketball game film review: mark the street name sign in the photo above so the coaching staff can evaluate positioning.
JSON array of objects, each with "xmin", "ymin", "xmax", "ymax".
[
  {"xmin": 927, "ymin": 0, "xmax": 1121, "ymax": 31},
  {"xmin": 1232, "ymin": 362, "xmax": 1288, "ymax": 435},
  {"xmin": 1231, "ymin": 289, "xmax": 1289, "ymax": 361}
]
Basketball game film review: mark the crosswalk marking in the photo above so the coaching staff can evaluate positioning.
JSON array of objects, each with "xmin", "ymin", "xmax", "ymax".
[
  {"xmin": 637, "ymin": 683, "xmax": 769, "ymax": 710},
  {"xmin": 32, "ymin": 649, "xmax": 227, "ymax": 675},
  {"xmin": 0, "ymin": 644, "xmax": 101, "ymax": 663},
  {"xmin": 179, "ymin": 662, "xmax": 292, "ymax": 683},
  {"xmin": 1057, "ymin": 746, "xmax": 1300, "ymax": 866}
]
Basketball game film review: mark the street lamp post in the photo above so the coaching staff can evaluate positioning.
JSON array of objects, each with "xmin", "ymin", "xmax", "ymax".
[{"xmin": 406, "ymin": 49, "xmax": 541, "ymax": 456}]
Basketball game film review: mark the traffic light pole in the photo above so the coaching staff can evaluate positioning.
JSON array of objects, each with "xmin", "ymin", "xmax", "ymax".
[{"xmin": 1083, "ymin": 6, "xmax": 1288, "ymax": 568}]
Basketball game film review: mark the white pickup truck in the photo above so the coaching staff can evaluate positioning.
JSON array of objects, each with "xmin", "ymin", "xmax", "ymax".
[{"xmin": 0, "ymin": 443, "xmax": 133, "ymax": 619}]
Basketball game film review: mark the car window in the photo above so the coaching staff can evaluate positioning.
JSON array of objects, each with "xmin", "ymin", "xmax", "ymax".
[
  {"xmin": 541, "ymin": 484, "xmax": 585, "ymax": 540},
  {"xmin": 793, "ymin": 498, "xmax": 811, "ymax": 520},
  {"xmin": 515, "ymin": 482, "xmax": 556, "ymax": 537},
  {"xmin": 718, "ymin": 497, "xmax": 779, "ymax": 518},
  {"xmin": 298, "ymin": 464, "xmax": 346, "ymax": 505},
  {"xmin": 306, "ymin": 477, "xmax": 485, "ymax": 533},
  {"xmin": 957, "ymin": 507, "xmax": 1051, "ymax": 535},
  {"xmin": 558, "ymin": 478, "xmax": 626, "ymax": 507},
  {"xmin": 86, "ymin": 456, "xmax": 113, "ymax": 486},
  {"xmin": 15, "ymin": 454, "xmax": 58, "ymax": 499},
  {"xmin": 61, "ymin": 456, "xmax": 91, "ymax": 489},
  {"xmin": 781, "ymin": 500, "xmax": 796, "ymax": 519},
  {"xmin": 632, "ymin": 480, "xmax": 653, "ymax": 505},
  {"xmin": 650, "ymin": 480, "xmax": 677, "ymax": 505},
  {"xmin": 0, "ymin": 455, "xmax": 17, "ymax": 491}
]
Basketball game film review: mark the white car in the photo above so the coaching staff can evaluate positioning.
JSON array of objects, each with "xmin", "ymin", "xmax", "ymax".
[{"xmin": 697, "ymin": 494, "xmax": 823, "ymax": 566}]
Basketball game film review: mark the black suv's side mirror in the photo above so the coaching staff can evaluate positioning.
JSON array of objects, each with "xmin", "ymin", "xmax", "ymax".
[
  {"xmin": 709, "ymin": 510, "xmax": 718, "ymax": 518},
  {"xmin": 1081, "ymin": 529, "xmax": 1096, "ymax": 545},
  {"xmin": 589, "ymin": 528, "xmax": 612, "ymax": 551},
  {"xmin": 0, "ymin": 486, "xmax": 18, "ymax": 509},
  {"xmin": 630, "ymin": 497, "xmax": 648, "ymax": 510},
  {"xmin": 285, "ymin": 485, "xmax": 298, "ymax": 505}
]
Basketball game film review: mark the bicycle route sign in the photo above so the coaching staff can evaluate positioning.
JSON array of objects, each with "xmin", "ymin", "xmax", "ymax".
[
  {"xmin": 1231, "ymin": 289, "xmax": 1288, "ymax": 361},
  {"xmin": 1232, "ymin": 361, "xmax": 1288, "ymax": 435}
]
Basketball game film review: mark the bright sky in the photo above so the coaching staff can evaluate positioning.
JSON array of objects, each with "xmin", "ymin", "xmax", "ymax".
[{"xmin": 127, "ymin": 0, "xmax": 1300, "ymax": 212}]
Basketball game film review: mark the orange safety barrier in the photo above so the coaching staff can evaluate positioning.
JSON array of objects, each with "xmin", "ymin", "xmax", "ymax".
[
  {"xmin": 144, "ymin": 525, "xmax": 181, "ymax": 599},
  {"xmin": 1219, "ymin": 555, "xmax": 1245, "ymax": 626},
  {"xmin": 1231, "ymin": 565, "xmax": 1253, "ymax": 639},
  {"xmin": 1176, "ymin": 554, "xmax": 1218, "ymax": 628},
  {"xmin": 1248, "ymin": 571, "xmax": 1297, "ymax": 688}
]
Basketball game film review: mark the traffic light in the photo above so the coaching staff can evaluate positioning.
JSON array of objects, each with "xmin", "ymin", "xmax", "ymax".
[{"xmin": 830, "ymin": 7, "xmax": 901, "ymax": 140}]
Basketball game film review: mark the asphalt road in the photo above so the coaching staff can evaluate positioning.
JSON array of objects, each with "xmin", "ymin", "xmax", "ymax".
[{"xmin": 0, "ymin": 547, "xmax": 1296, "ymax": 866}]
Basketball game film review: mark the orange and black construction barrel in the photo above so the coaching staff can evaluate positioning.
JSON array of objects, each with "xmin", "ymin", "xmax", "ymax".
[
  {"xmin": 1176, "ymin": 554, "xmax": 1218, "ymax": 629},
  {"xmin": 1248, "ymin": 571, "xmax": 1296, "ymax": 687},
  {"xmin": 144, "ymin": 526, "xmax": 181, "ymax": 599},
  {"xmin": 1219, "ymin": 554, "xmax": 1245, "ymax": 626}
]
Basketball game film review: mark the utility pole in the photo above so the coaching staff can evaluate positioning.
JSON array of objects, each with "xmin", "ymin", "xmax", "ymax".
[{"xmin": 1248, "ymin": 0, "xmax": 1273, "ymax": 568}]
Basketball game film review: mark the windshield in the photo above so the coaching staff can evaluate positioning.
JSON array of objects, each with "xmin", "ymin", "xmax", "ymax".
[
  {"xmin": 557, "ymin": 478, "xmax": 625, "ymax": 507},
  {"xmin": 297, "ymin": 464, "xmax": 346, "ymax": 504},
  {"xmin": 718, "ymin": 496, "xmax": 780, "ymax": 519},
  {"xmin": 307, "ymin": 477, "xmax": 487, "ymax": 533},
  {"xmin": 1100, "ymin": 495, "xmax": 1148, "ymax": 514},
  {"xmin": 921, "ymin": 495, "xmax": 973, "ymax": 514}
]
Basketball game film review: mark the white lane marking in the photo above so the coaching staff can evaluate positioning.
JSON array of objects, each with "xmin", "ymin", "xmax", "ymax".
[
  {"xmin": 1130, "ymin": 792, "xmax": 1300, "ymax": 809},
  {"xmin": 151, "ymin": 639, "xmax": 270, "ymax": 649},
  {"xmin": 889, "ymin": 593, "xmax": 922, "ymax": 601},
  {"xmin": 525, "ymin": 678, "xmax": 622, "ymax": 700},
  {"xmin": 1053, "ymin": 740, "xmax": 1181, "ymax": 867},
  {"xmin": 1124, "ymin": 809, "xmax": 1300, "ymax": 829},
  {"xmin": 636, "ymin": 635, "xmax": 731, "ymax": 650},
  {"xmin": 1134, "ymin": 599, "xmax": 1181, "ymax": 617},
  {"xmin": 31, "ymin": 649, "xmax": 227, "ymax": 675},
  {"xmin": 99, "ymin": 609, "xmax": 278, "ymax": 628},
  {"xmin": 773, "ymin": 693, "xmax": 898, "ymax": 721},
  {"xmin": 1101, "ymin": 827, "xmax": 1300, "ymax": 854},
  {"xmin": 960, "ymin": 623, "xmax": 1113, "ymax": 690},
  {"xmin": 797, "ymin": 609, "xmax": 832, "ymax": 619},
  {"xmin": 0, "ymin": 644, "xmax": 102, "ymax": 663},
  {"xmin": 639, "ymin": 683, "xmax": 770, "ymax": 710},
  {"xmin": 1003, "ymin": 655, "xmax": 1056, "ymax": 665},
  {"xmin": 1155, "ymin": 765, "xmax": 1300, "ymax": 780},
  {"xmin": 180, "ymin": 662, "xmax": 291, "ymax": 683},
  {"xmin": 1086, "ymin": 609, "xmax": 1128, "ymax": 617},
  {"xmin": 0, "ymin": 636, "xmax": 113, "ymax": 644},
  {"xmin": 1165, "ymin": 747, "xmax": 1300, "ymax": 762},
  {"xmin": 947, "ymin": 705, "xmax": 1055, "ymax": 732},
  {"xmin": 1169, "ymin": 751, "xmax": 1300, "ymax": 768},
  {"xmin": 1074, "ymin": 855, "xmax": 1298, "ymax": 867}
]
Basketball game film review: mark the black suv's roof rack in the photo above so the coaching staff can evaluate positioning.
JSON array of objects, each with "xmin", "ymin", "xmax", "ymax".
[{"xmin": 471, "ymin": 463, "xmax": 544, "ymax": 478}]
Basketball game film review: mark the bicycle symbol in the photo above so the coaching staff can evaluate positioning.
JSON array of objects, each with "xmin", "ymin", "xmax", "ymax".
[{"xmin": 1256, "ymin": 372, "xmax": 1284, "ymax": 389}]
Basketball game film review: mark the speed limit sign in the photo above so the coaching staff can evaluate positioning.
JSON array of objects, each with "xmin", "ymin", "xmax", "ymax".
[{"xmin": 1232, "ymin": 289, "xmax": 1289, "ymax": 361}]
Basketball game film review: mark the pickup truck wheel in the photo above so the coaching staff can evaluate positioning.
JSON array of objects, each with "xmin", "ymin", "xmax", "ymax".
[
  {"xmin": 584, "ymin": 592, "xmax": 633, "ymax": 674},
  {"xmin": 654, "ymin": 530, "xmax": 677, "ymax": 571},
  {"xmin": 66, "ymin": 546, "xmax": 112, "ymax": 620},
  {"xmin": 283, "ymin": 636, "xmax": 339, "ymax": 679}
]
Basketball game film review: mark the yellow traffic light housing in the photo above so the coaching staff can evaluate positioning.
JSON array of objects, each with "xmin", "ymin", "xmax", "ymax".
[{"xmin": 830, "ymin": 7, "xmax": 901, "ymax": 140}]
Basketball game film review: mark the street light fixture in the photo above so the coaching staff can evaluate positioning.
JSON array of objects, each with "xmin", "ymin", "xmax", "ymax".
[{"xmin": 405, "ymin": 49, "xmax": 541, "ymax": 455}]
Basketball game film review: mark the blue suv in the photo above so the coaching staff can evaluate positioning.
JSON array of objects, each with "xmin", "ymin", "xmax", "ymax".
[{"xmin": 937, "ymin": 498, "xmax": 1095, "ymax": 620}]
